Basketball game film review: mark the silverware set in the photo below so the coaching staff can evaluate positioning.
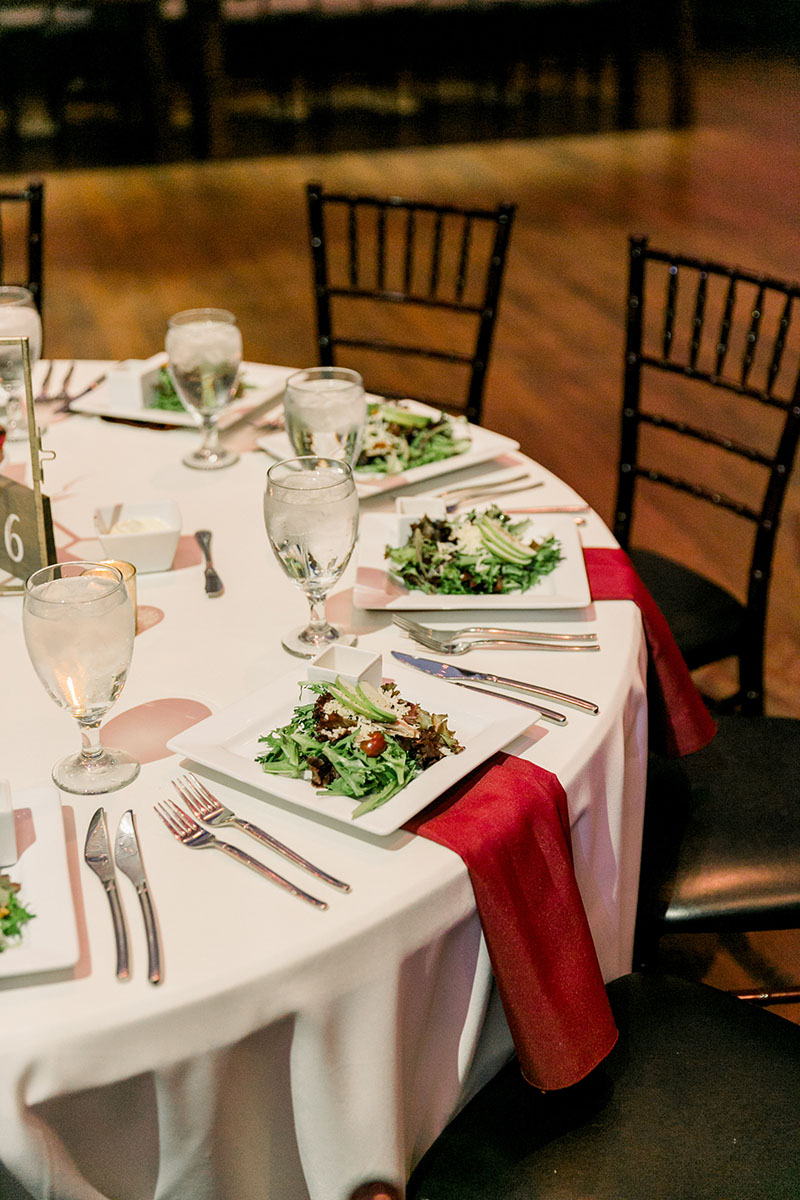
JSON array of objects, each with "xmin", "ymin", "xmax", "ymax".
[
  {"xmin": 154, "ymin": 775, "xmax": 352, "ymax": 909},
  {"xmin": 84, "ymin": 806, "xmax": 162, "ymax": 984},
  {"xmin": 36, "ymin": 360, "xmax": 107, "ymax": 410}
]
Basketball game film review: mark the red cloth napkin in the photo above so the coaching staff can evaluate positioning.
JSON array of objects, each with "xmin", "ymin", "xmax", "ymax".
[
  {"xmin": 405, "ymin": 752, "xmax": 618, "ymax": 1091},
  {"xmin": 583, "ymin": 546, "xmax": 717, "ymax": 757}
]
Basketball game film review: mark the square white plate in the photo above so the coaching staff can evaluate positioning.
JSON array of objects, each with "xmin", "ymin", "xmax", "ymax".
[
  {"xmin": 0, "ymin": 785, "xmax": 79, "ymax": 980},
  {"xmin": 167, "ymin": 663, "xmax": 537, "ymax": 836},
  {"xmin": 69, "ymin": 362, "xmax": 293, "ymax": 428},
  {"xmin": 257, "ymin": 399, "xmax": 520, "ymax": 498},
  {"xmin": 353, "ymin": 513, "xmax": 592, "ymax": 610}
]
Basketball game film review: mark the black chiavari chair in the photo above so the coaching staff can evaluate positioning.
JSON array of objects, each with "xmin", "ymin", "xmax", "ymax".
[
  {"xmin": 614, "ymin": 234, "xmax": 800, "ymax": 716},
  {"xmin": 306, "ymin": 183, "xmax": 515, "ymax": 427}
]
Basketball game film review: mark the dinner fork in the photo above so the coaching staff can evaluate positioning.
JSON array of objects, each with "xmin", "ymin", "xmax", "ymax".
[
  {"xmin": 35, "ymin": 360, "xmax": 53, "ymax": 402},
  {"xmin": 51, "ymin": 361, "xmax": 75, "ymax": 405},
  {"xmin": 395, "ymin": 627, "xmax": 600, "ymax": 655},
  {"xmin": 154, "ymin": 796, "xmax": 329, "ymax": 910},
  {"xmin": 392, "ymin": 615, "xmax": 598, "ymax": 646},
  {"xmin": 173, "ymin": 774, "xmax": 351, "ymax": 893}
]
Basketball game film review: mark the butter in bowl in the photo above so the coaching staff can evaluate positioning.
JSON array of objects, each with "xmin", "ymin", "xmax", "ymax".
[{"xmin": 95, "ymin": 500, "xmax": 182, "ymax": 573}]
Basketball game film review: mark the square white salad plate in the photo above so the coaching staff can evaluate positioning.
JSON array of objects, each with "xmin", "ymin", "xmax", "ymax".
[
  {"xmin": 0, "ymin": 785, "xmax": 79, "ymax": 982},
  {"xmin": 70, "ymin": 362, "xmax": 293, "ymax": 428},
  {"xmin": 167, "ymin": 661, "xmax": 537, "ymax": 837},
  {"xmin": 257, "ymin": 398, "xmax": 520, "ymax": 498},
  {"xmin": 353, "ymin": 512, "xmax": 591, "ymax": 611}
]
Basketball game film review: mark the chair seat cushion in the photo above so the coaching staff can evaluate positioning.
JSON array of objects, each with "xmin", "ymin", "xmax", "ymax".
[
  {"xmin": 407, "ymin": 973, "xmax": 800, "ymax": 1200},
  {"xmin": 629, "ymin": 547, "xmax": 745, "ymax": 669},
  {"xmin": 642, "ymin": 714, "xmax": 800, "ymax": 930}
]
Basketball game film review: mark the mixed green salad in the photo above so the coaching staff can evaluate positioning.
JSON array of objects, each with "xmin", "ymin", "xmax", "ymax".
[
  {"xmin": 148, "ymin": 367, "xmax": 251, "ymax": 412},
  {"xmin": 0, "ymin": 873, "xmax": 34, "ymax": 952},
  {"xmin": 356, "ymin": 401, "xmax": 470, "ymax": 475},
  {"xmin": 255, "ymin": 675, "xmax": 463, "ymax": 818},
  {"xmin": 385, "ymin": 505, "xmax": 563, "ymax": 595}
]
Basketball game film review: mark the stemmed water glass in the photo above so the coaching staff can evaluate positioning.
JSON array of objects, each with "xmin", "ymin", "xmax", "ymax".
[
  {"xmin": 264, "ymin": 457, "xmax": 359, "ymax": 657},
  {"xmin": 0, "ymin": 286, "xmax": 42, "ymax": 442},
  {"xmin": 166, "ymin": 308, "xmax": 243, "ymax": 470},
  {"xmin": 283, "ymin": 366, "xmax": 367, "ymax": 466},
  {"xmin": 23, "ymin": 561, "xmax": 140, "ymax": 795}
]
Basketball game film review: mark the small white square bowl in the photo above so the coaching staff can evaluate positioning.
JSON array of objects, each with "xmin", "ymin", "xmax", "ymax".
[
  {"xmin": 307, "ymin": 646, "xmax": 382, "ymax": 689},
  {"xmin": 94, "ymin": 500, "xmax": 182, "ymax": 574}
]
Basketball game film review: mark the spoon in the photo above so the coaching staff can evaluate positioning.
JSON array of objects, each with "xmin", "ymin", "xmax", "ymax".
[{"xmin": 195, "ymin": 530, "xmax": 224, "ymax": 598}]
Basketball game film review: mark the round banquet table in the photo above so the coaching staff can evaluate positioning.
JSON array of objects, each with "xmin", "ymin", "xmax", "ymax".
[{"xmin": 0, "ymin": 363, "xmax": 647, "ymax": 1200}]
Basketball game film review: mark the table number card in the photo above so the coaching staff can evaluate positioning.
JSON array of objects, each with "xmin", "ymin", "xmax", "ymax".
[{"xmin": 0, "ymin": 337, "xmax": 56, "ymax": 593}]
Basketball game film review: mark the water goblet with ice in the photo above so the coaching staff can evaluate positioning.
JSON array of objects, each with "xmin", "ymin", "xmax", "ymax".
[
  {"xmin": 23, "ymin": 562, "xmax": 139, "ymax": 795},
  {"xmin": 283, "ymin": 367, "xmax": 367, "ymax": 467},
  {"xmin": 166, "ymin": 308, "xmax": 243, "ymax": 470},
  {"xmin": 264, "ymin": 456, "xmax": 359, "ymax": 657}
]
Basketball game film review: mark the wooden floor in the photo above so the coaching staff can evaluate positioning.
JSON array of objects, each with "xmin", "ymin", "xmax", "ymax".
[{"xmin": 2, "ymin": 48, "xmax": 799, "ymax": 1007}]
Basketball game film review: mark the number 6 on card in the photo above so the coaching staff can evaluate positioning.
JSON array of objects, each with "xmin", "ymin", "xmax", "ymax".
[{"xmin": 0, "ymin": 336, "xmax": 56, "ymax": 593}]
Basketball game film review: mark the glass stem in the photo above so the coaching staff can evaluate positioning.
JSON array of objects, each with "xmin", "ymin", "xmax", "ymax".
[
  {"xmin": 307, "ymin": 595, "xmax": 331, "ymax": 634},
  {"xmin": 201, "ymin": 416, "xmax": 221, "ymax": 458},
  {"xmin": 79, "ymin": 720, "xmax": 105, "ymax": 762}
]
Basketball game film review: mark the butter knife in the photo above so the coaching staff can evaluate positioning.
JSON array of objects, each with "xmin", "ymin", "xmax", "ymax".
[
  {"xmin": 195, "ymin": 529, "xmax": 224, "ymax": 598},
  {"xmin": 115, "ymin": 809, "xmax": 162, "ymax": 985},
  {"xmin": 391, "ymin": 650, "xmax": 600, "ymax": 715},
  {"xmin": 84, "ymin": 807, "xmax": 130, "ymax": 981}
]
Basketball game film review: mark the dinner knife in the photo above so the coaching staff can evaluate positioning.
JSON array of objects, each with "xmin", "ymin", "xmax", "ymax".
[
  {"xmin": 391, "ymin": 651, "xmax": 600, "ymax": 716},
  {"xmin": 115, "ymin": 809, "xmax": 162, "ymax": 985},
  {"xmin": 84, "ymin": 807, "xmax": 130, "ymax": 981}
]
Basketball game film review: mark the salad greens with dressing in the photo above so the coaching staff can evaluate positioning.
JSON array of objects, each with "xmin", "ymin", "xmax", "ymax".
[
  {"xmin": 385, "ymin": 505, "xmax": 563, "ymax": 595},
  {"xmin": 255, "ymin": 676, "xmax": 463, "ymax": 818},
  {"xmin": 0, "ymin": 874, "xmax": 34, "ymax": 951},
  {"xmin": 356, "ymin": 401, "xmax": 471, "ymax": 475}
]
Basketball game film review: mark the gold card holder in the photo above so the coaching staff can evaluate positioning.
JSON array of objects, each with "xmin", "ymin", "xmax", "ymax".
[{"xmin": 0, "ymin": 336, "xmax": 56, "ymax": 594}]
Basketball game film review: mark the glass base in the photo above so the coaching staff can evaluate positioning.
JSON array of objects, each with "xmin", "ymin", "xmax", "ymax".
[
  {"xmin": 52, "ymin": 747, "xmax": 140, "ymax": 795},
  {"xmin": 183, "ymin": 446, "xmax": 239, "ymax": 471},
  {"xmin": 281, "ymin": 623, "xmax": 357, "ymax": 659}
]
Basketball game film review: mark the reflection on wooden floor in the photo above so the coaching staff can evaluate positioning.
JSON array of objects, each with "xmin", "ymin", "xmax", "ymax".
[{"xmin": 1, "ymin": 47, "xmax": 798, "ymax": 1016}]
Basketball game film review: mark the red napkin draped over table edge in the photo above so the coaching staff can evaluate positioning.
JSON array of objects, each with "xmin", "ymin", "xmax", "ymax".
[
  {"xmin": 582, "ymin": 546, "xmax": 717, "ymax": 758},
  {"xmin": 404, "ymin": 752, "xmax": 618, "ymax": 1092}
]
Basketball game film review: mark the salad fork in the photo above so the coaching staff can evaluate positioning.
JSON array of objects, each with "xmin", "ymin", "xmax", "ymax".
[
  {"xmin": 154, "ymin": 796, "xmax": 329, "ymax": 910},
  {"xmin": 173, "ymin": 774, "xmax": 351, "ymax": 893},
  {"xmin": 392, "ymin": 614, "xmax": 598, "ymax": 646}
]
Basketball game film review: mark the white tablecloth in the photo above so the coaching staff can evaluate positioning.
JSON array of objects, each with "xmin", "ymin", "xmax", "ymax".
[{"xmin": 0, "ymin": 363, "xmax": 647, "ymax": 1200}]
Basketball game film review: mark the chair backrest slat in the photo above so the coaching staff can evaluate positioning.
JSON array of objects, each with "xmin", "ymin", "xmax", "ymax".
[
  {"xmin": 455, "ymin": 215, "xmax": 471, "ymax": 303},
  {"xmin": 662, "ymin": 264, "xmax": 679, "ymax": 359},
  {"xmin": 740, "ymin": 283, "xmax": 765, "ymax": 389},
  {"xmin": 403, "ymin": 208, "xmax": 415, "ymax": 296},
  {"xmin": 767, "ymin": 293, "xmax": 793, "ymax": 392},
  {"xmin": 714, "ymin": 274, "xmax": 737, "ymax": 377},
  {"xmin": 428, "ymin": 211, "xmax": 444, "ymax": 298},
  {"xmin": 688, "ymin": 270, "xmax": 707, "ymax": 370},
  {"xmin": 347, "ymin": 201, "xmax": 358, "ymax": 288}
]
